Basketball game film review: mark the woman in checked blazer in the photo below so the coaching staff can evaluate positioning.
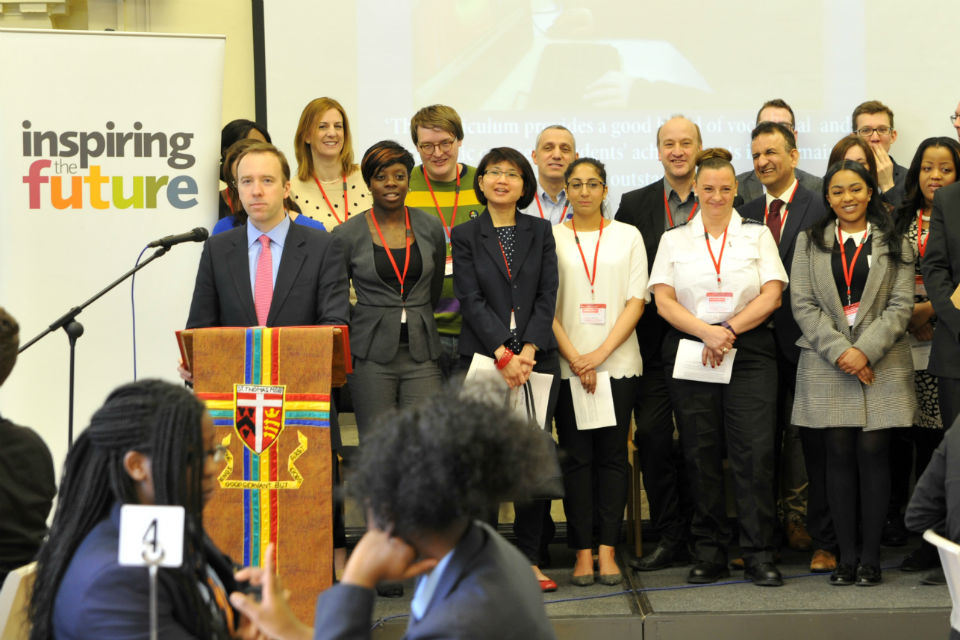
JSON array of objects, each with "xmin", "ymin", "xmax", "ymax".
[{"xmin": 791, "ymin": 160, "xmax": 915, "ymax": 587}]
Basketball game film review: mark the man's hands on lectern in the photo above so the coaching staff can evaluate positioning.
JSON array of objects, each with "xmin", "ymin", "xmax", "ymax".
[{"xmin": 177, "ymin": 359, "xmax": 193, "ymax": 384}]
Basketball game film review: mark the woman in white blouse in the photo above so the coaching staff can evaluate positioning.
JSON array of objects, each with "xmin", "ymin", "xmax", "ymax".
[
  {"xmin": 648, "ymin": 148, "xmax": 788, "ymax": 587},
  {"xmin": 552, "ymin": 158, "xmax": 647, "ymax": 586}
]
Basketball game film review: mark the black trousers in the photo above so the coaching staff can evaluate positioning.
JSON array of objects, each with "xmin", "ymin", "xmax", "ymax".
[
  {"xmin": 632, "ymin": 356, "xmax": 690, "ymax": 546},
  {"xmin": 939, "ymin": 376, "xmax": 960, "ymax": 430},
  {"xmin": 555, "ymin": 375, "xmax": 637, "ymax": 550},
  {"xmin": 663, "ymin": 326, "xmax": 779, "ymax": 566},
  {"xmin": 799, "ymin": 427, "xmax": 837, "ymax": 552}
]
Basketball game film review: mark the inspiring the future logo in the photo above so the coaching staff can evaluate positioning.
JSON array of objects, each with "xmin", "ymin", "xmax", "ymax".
[{"xmin": 20, "ymin": 120, "xmax": 200, "ymax": 210}]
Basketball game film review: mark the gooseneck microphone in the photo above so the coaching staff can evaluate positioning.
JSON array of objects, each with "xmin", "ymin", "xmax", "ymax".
[{"xmin": 146, "ymin": 227, "xmax": 209, "ymax": 248}]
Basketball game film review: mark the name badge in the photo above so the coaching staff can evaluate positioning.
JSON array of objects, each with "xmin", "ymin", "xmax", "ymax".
[
  {"xmin": 580, "ymin": 303, "xmax": 606, "ymax": 325},
  {"xmin": 844, "ymin": 302, "xmax": 860, "ymax": 327},
  {"xmin": 401, "ymin": 308, "xmax": 407, "ymax": 324},
  {"xmin": 510, "ymin": 310, "xmax": 517, "ymax": 330},
  {"xmin": 444, "ymin": 254, "xmax": 453, "ymax": 277},
  {"xmin": 915, "ymin": 274, "xmax": 926, "ymax": 297},
  {"xmin": 706, "ymin": 292, "xmax": 734, "ymax": 314}
]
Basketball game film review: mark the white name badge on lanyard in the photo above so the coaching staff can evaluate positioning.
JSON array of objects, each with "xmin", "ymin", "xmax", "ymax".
[
  {"xmin": 706, "ymin": 292, "xmax": 734, "ymax": 314},
  {"xmin": 579, "ymin": 303, "xmax": 607, "ymax": 325},
  {"xmin": 915, "ymin": 275, "xmax": 926, "ymax": 297},
  {"xmin": 843, "ymin": 302, "xmax": 860, "ymax": 327},
  {"xmin": 510, "ymin": 310, "xmax": 517, "ymax": 330},
  {"xmin": 444, "ymin": 254, "xmax": 454, "ymax": 277}
]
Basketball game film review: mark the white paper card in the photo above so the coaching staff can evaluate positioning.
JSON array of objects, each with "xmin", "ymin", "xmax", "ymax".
[
  {"xmin": 672, "ymin": 338, "xmax": 736, "ymax": 384},
  {"xmin": 118, "ymin": 504, "xmax": 185, "ymax": 568},
  {"xmin": 570, "ymin": 371, "xmax": 617, "ymax": 429},
  {"xmin": 909, "ymin": 334, "xmax": 932, "ymax": 371},
  {"xmin": 462, "ymin": 353, "xmax": 553, "ymax": 428}
]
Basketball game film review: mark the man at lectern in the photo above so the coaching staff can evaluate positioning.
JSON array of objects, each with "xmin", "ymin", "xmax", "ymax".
[{"xmin": 186, "ymin": 142, "xmax": 349, "ymax": 331}]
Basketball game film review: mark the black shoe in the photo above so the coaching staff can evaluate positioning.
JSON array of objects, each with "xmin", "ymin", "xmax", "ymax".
[
  {"xmin": 921, "ymin": 567, "xmax": 947, "ymax": 586},
  {"xmin": 881, "ymin": 517, "xmax": 909, "ymax": 547},
  {"xmin": 829, "ymin": 563, "xmax": 856, "ymax": 586},
  {"xmin": 901, "ymin": 545, "xmax": 940, "ymax": 572},
  {"xmin": 376, "ymin": 581, "xmax": 404, "ymax": 597},
  {"xmin": 856, "ymin": 564, "xmax": 882, "ymax": 586},
  {"xmin": 628, "ymin": 542, "xmax": 687, "ymax": 572},
  {"xmin": 687, "ymin": 561, "xmax": 729, "ymax": 584},
  {"xmin": 744, "ymin": 562, "xmax": 783, "ymax": 587}
]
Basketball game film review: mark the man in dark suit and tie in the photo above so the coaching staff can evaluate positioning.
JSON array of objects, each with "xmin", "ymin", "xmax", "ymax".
[
  {"xmin": 186, "ymin": 142, "xmax": 348, "ymax": 330},
  {"xmin": 616, "ymin": 115, "xmax": 700, "ymax": 571},
  {"xmin": 737, "ymin": 99, "xmax": 822, "ymax": 204},
  {"xmin": 740, "ymin": 121, "xmax": 832, "ymax": 572}
]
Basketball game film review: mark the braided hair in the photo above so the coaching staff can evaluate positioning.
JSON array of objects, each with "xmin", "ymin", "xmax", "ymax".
[{"xmin": 29, "ymin": 380, "xmax": 223, "ymax": 640}]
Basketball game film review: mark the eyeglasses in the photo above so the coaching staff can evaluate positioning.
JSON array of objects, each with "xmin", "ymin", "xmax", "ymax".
[
  {"xmin": 950, "ymin": 114, "xmax": 960, "ymax": 124},
  {"xmin": 484, "ymin": 169, "xmax": 523, "ymax": 182},
  {"xmin": 417, "ymin": 139, "xmax": 456, "ymax": 155},
  {"xmin": 567, "ymin": 180, "xmax": 605, "ymax": 191},
  {"xmin": 855, "ymin": 126, "xmax": 892, "ymax": 137},
  {"xmin": 205, "ymin": 444, "xmax": 228, "ymax": 462}
]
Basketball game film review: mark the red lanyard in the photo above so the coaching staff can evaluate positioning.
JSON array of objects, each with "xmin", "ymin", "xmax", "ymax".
[
  {"xmin": 764, "ymin": 181, "xmax": 800, "ymax": 229},
  {"xmin": 572, "ymin": 218, "xmax": 604, "ymax": 297},
  {"xmin": 917, "ymin": 209, "xmax": 931, "ymax": 258},
  {"xmin": 423, "ymin": 167, "xmax": 460, "ymax": 242},
  {"xmin": 312, "ymin": 174, "xmax": 348, "ymax": 224},
  {"xmin": 535, "ymin": 193, "xmax": 569, "ymax": 221},
  {"xmin": 370, "ymin": 208, "xmax": 412, "ymax": 298},
  {"xmin": 704, "ymin": 226, "xmax": 730, "ymax": 287},
  {"xmin": 224, "ymin": 189, "xmax": 235, "ymax": 213},
  {"xmin": 663, "ymin": 190, "xmax": 698, "ymax": 228},
  {"xmin": 496, "ymin": 237, "xmax": 513, "ymax": 280},
  {"xmin": 837, "ymin": 225, "xmax": 869, "ymax": 304}
]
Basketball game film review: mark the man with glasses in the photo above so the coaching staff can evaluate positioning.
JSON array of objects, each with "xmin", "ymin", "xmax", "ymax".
[
  {"xmin": 521, "ymin": 125, "xmax": 578, "ymax": 224},
  {"xmin": 737, "ymin": 99, "xmax": 822, "ymax": 204},
  {"xmin": 405, "ymin": 105, "xmax": 482, "ymax": 379},
  {"xmin": 615, "ymin": 115, "xmax": 701, "ymax": 572},
  {"xmin": 852, "ymin": 100, "xmax": 906, "ymax": 206}
]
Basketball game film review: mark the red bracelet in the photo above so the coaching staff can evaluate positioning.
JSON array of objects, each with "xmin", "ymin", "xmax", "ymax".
[{"xmin": 496, "ymin": 348, "xmax": 514, "ymax": 370}]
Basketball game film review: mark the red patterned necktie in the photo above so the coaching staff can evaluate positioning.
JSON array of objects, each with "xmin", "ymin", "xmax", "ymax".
[
  {"xmin": 767, "ymin": 199, "xmax": 784, "ymax": 246},
  {"xmin": 254, "ymin": 234, "xmax": 272, "ymax": 325}
]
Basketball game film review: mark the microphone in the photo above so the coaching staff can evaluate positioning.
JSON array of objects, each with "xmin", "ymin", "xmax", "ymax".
[{"xmin": 147, "ymin": 227, "xmax": 209, "ymax": 249}]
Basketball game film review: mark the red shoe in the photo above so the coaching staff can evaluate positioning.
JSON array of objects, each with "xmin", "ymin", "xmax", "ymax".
[{"xmin": 539, "ymin": 578, "xmax": 558, "ymax": 592}]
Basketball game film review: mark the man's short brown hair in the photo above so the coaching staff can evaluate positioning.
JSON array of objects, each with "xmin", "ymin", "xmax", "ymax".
[
  {"xmin": 410, "ymin": 105, "xmax": 464, "ymax": 145},
  {"xmin": 852, "ymin": 100, "xmax": 895, "ymax": 131},
  {"xmin": 235, "ymin": 142, "xmax": 292, "ymax": 182},
  {"xmin": 0, "ymin": 307, "xmax": 20, "ymax": 387}
]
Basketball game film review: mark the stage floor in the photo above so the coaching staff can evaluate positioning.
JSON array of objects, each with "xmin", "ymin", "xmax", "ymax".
[{"xmin": 362, "ymin": 539, "xmax": 951, "ymax": 639}]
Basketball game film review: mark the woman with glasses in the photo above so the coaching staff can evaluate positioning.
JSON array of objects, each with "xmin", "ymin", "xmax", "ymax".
[
  {"xmin": 649, "ymin": 148, "xmax": 787, "ymax": 587},
  {"xmin": 552, "ymin": 158, "xmax": 647, "ymax": 586},
  {"xmin": 451, "ymin": 147, "xmax": 561, "ymax": 592},
  {"xmin": 791, "ymin": 160, "xmax": 914, "ymax": 586},
  {"xmin": 290, "ymin": 97, "xmax": 370, "ymax": 230},
  {"xmin": 29, "ymin": 380, "xmax": 244, "ymax": 639}
]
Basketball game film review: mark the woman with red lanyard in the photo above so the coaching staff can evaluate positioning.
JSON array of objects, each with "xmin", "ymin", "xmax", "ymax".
[
  {"xmin": 552, "ymin": 158, "xmax": 647, "ymax": 586},
  {"xmin": 649, "ymin": 148, "xmax": 787, "ymax": 587},
  {"xmin": 791, "ymin": 160, "xmax": 914, "ymax": 586},
  {"xmin": 451, "ymin": 147, "xmax": 561, "ymax": 592},
  {"xmin": 892, "ymin": 137, "xmax": 960, "ymax": 578},
  {"xmin": 332, "ymin": 141, "xmax": 445, "ymax": 440},
  {"xmin": 290, "ymin": 97, "xmax": 370, "ymax": 230}
]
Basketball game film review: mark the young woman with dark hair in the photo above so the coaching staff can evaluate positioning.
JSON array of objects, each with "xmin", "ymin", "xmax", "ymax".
[{"xmin": 29, "ymin": 380, "xmax": 241, "ymax": 639}]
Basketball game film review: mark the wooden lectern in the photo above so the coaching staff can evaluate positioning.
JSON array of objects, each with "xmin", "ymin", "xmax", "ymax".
[{"xmin": 178, "ymin": 325, "xmax": 350, "ymax": 622}]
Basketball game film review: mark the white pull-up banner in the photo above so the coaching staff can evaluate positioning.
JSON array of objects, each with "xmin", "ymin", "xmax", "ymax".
[{"xmin": 0, "ymin": 29, "xmax": 224, "ymax": 471}]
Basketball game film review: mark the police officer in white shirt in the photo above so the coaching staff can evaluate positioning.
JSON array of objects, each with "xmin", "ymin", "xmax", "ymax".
[
  {"xmin": 648, "ymin": 148, "xmax": 788, "ymax": 587},
  {"xmin": 521, "ymin": 125, "xmax": 578, "ymax": 224}
]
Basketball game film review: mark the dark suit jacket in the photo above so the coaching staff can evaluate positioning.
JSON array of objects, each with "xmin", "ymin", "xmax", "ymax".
[
  {"xmin": 737, "ymin": 167, "xmax": 823, "ymax": 205},
  {"xmin": 451, "ymin": 210, "xmax": 558, "ymax": 356},
  {"xmin": 613, "ymin": 181, "xmax": 669, "ymax": 364},
  {"xmin": 740, "ymin": 182, "xmax": 828, "ymax": 363},
  {"xmin": 312, "ymin": 521, "xmax": 556, "ymax": 640},
  {"xmin": 332, "ymin": 208, "xmax": 445, "ymax": 363},
  {"xmin": 921, "ymin": 181, "xmax": 960, "ymax": 378},
  {"xmin": 53, "ymin": 503, "xmax": 237, "ymax": 639},
  {"xmin": 186, "ymin": 220, "xmax": 349, "ymax": 329},
  {"xmin": 905, "ymin": 413, "xmax": 960, "ymax": 540}
]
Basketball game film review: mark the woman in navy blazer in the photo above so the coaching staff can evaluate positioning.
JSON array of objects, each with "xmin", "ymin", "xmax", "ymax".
[{"xmin": 451, "ymin": 147, "xmax": 560, "ymax": 591}]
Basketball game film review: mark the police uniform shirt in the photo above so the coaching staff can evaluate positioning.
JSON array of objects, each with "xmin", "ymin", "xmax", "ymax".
[{"xmin": 647, "ymin": 210, "xmax": 788, "ymax": 324}]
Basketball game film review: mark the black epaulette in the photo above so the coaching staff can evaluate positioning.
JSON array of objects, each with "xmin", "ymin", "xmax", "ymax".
[
  {"xmin": 741, "ymin": 217, "xmax": 763, "ymax": 225},
  {"xmin": 669, "ymin": 219, "xmax": 692, "ymax": 230}
]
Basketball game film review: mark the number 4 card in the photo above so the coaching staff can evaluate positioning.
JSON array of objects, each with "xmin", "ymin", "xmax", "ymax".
[{"xmin": 118, "ymin": 504, "xmax": 185, "ymax": 568}]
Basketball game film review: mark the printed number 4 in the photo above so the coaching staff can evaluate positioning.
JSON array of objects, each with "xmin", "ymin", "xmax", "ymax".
[{"xmin": 143, "ymin": 518, "xmax": 158, "ymax": 553}]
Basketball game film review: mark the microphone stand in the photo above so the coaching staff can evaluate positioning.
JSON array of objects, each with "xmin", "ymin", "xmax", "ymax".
[{"xmin": 18, "ymin": 246, "xmax": 171, "ymax": 447}]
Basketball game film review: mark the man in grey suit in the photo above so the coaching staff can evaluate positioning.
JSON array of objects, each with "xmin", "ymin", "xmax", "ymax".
[
  {"xmin": 741, "ymin": 122, "xmax": 833, "ymax": 571},
  {"xmin": 737, "ymin": 99, "xmax": 822, "ymax": 203}
]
